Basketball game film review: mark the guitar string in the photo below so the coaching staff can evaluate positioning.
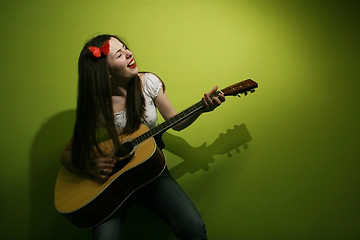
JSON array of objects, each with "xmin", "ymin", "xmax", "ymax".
[{"xmin": 130, "ymin": 101, "xmax": 204, "ymax": 147}]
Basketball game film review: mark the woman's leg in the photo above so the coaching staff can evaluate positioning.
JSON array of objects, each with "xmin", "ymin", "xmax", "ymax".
[
  {"xmin": 133, "ymin": 168, "xmax": 207, "ymax": 240},
  {"xmin": 92, "ymin": 203, "xmax": 128, "ymax": 240}
]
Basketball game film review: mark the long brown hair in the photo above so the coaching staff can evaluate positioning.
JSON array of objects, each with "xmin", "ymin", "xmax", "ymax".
[{"xmin": 71, "ymin": 34, "xmax": 145, "ymax": 170}]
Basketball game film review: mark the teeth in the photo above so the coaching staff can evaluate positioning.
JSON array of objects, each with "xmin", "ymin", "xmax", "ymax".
[{"xmin": 128, "ymin": 59, "xmax": 135, "ymax": 66}]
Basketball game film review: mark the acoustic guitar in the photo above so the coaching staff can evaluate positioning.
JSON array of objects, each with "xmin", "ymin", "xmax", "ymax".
[{"xmin": 54, "ymin": 79, "xmax": 258, "ymax": 228}]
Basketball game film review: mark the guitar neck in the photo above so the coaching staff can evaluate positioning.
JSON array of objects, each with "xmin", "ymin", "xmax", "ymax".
[
  {"xmin": 129, "ymin": 77, "xmax": 258, "ymax": 147},
  {"xmin": 131, "ymin": 100, "xmax": 205, "ymax": 147}
]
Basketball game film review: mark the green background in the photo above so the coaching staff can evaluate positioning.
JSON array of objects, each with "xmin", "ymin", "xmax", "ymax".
[{"xmin": 1, "ymin": 0, "xmax": 359, "ymax": 239}]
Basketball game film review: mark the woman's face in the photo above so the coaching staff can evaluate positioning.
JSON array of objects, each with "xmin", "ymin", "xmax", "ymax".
[{"xmin": 107, "ymin": 37, "xmax": 138, "ymax": 80}]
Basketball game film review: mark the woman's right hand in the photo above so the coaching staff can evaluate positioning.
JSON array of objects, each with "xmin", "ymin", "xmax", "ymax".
[{"xmin": 87, "ymin": 157, "xmax": 116, "ymax": 181}]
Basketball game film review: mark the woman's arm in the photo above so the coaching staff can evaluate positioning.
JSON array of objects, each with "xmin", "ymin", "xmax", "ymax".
[
  {"xmin": 60, "ymin": 138, "xmax": 116, "ymax": 181},
  {"xmin": 155, "ymin": 86, "xmax": 225, "ymax": 131}
]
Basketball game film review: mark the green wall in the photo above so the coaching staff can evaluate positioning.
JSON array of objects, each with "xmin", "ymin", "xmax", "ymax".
[{"xmin": 1, "ymin": 0, "xmax": 359, "ymax": 239}]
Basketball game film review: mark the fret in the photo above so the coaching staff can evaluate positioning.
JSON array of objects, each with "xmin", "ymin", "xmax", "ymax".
[{"xmin": 149, "ymin": 128, "xmax": 156, "ymax": 135}]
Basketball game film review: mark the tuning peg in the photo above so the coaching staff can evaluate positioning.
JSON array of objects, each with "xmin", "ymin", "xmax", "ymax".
[
  {"xmin": 237, "ymin": 94, "xmax": 241, "ymax": 98},
  {"xmin": 244, "ymin": 91, "xmax": 248, "ymax": 96},
  {"xmin": 250, "ymin": 89, "xmax": 255, "ymax": 93}
]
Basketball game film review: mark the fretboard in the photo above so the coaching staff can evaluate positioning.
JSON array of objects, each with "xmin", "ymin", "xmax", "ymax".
[{"xmin": 130, "ymin": 101, "xmax": 204, "ymax": 147}]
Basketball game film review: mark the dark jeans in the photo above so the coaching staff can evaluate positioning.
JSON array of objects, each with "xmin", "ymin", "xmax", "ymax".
[{"xmin": 93, "ymin": 168, "xmax": 207, "ymax": 240}]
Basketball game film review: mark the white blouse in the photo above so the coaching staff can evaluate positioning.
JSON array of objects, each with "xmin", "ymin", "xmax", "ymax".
[{"xmin": 114, "ymin": 72, "xmax": 163, "ymax": 132}]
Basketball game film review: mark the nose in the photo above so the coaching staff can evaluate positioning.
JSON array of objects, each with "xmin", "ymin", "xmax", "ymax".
[{"xmin": 125, "ymin": 49, "xmax": 132, "ymax": 58}]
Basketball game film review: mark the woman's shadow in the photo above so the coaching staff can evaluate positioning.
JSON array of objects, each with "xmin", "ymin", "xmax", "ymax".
[
  {"xmin": 29, "ymin": 110, "xmax": 251, "ymax": 239},
  {"xmin": 29, "ymin": 110, "xmax": 91, "ymax": 240}
]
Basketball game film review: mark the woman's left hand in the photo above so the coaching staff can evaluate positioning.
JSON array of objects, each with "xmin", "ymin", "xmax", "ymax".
[{"xmin": 202, "ymin": 86, "xmax": 225, "ymax": 112}]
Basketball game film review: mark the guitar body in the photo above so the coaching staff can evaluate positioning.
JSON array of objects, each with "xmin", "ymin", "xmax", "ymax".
[{"xmin": 54, "ymin": 124, "xmax": 167, "ymax": 228}]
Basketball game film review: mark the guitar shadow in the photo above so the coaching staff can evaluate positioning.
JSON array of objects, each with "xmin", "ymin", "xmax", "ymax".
[
  {"xmin": 28, "ymin": 109, "xmax": 251, "ymax": 240},
  {"xmin": 163, "ymin": 124, "xmax": 252, "ymax": 179}
]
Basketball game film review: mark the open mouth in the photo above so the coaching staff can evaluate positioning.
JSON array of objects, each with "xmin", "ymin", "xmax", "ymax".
[{"xmin": 127, "ymin": 58, "xmax": 136, "ymax": 69}]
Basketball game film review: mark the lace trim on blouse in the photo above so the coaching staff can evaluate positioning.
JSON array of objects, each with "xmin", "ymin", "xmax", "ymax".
[{"xmin": 114, "ymin": 72, "xmax": 163, "ymax": 132}]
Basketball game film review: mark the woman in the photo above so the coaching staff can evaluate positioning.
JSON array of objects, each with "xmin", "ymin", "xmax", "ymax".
[{"xmin": 61, "ymin": 34, "xmax": 225, "ymax": 240}]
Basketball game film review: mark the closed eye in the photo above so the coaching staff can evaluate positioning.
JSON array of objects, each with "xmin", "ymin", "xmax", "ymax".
[{"xmin": 116, "ymin": 45, "xmax": 129, "ymax": 58}]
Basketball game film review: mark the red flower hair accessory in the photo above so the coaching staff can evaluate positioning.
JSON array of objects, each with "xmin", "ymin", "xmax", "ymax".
[{"xmin": 88, "ymin": 40, "xmax": 110, "ymax": 58}]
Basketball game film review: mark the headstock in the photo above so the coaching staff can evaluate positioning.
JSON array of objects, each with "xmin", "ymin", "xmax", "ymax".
[{"xmin": 220, "ymin": 79, "xmax": 258, "ymax": 97}]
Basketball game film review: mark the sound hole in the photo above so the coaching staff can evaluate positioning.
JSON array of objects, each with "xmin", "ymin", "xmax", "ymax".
[{"xmin": 111, "ymin": 142, "xmax": 134, "ymax": 175}]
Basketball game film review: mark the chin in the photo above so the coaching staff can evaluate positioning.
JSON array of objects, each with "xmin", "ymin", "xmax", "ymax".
[{"xmin": 131, "ymin": 69, "xmax": 139, "ymax": 77}]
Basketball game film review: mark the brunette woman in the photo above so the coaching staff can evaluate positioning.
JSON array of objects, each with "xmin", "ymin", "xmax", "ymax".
[{"xmin": 61, "ymin": 34, "xmax": 225, "ymax": 240}]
